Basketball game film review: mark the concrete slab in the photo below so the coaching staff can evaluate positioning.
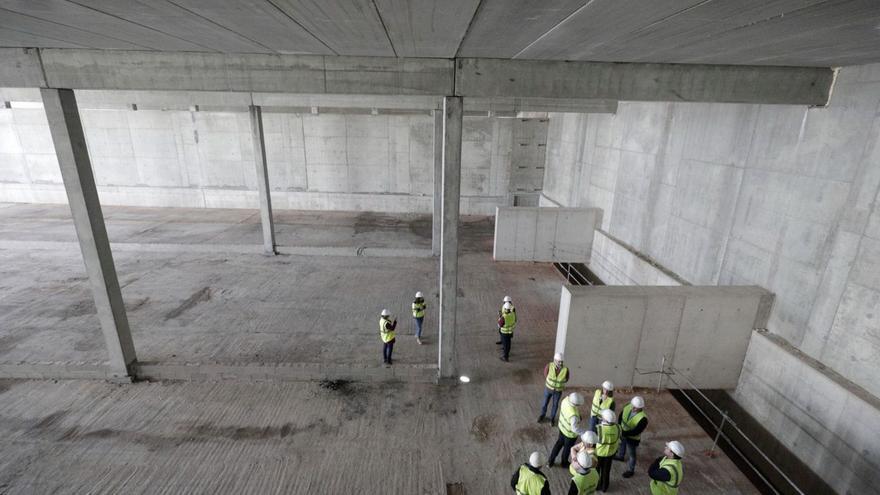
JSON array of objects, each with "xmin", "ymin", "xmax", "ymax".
[{"xmin": 556, "ymin": 285, "xmax": 774, "ymax": 389}]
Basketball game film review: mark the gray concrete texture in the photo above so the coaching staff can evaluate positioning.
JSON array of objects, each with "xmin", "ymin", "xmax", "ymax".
[
  {"xmin": 492, "ymin": 207, "xmax": 602, "ymax": 262},
  {"xmin": 0, "ymin": 90, "xmax": 547, "ymax": 215},
  {"xmin": 0, "ymin": 1, "xmax": 878, "ymax": 67},
  {"xmin": 0, "ymin": 379, "xmax": 757, "ymax": 494},
  {"xmin": 540, "ymin": 62, "xmax": 880, "ymax": 494},
  {"xmin": 555, "ymin": 285, "xmax": 773, "ymax": 389},
  {"xmin": 0, "ymin": 204, "xmax": 498, "ymax": 370},
  {"xmin": 0, "ymin": 202, "xmax": 761, "ymax": 491}
]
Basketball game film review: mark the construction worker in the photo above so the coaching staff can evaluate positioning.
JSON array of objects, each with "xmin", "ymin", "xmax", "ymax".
[
  {"xmin": 411, "ymin": 291, "xmax": 426, "ymax": 345},
  {"xmin": 569, "ymin": 430, "xmax": 598, "ymax": 472},
  {"xmin": 538, "ymin": 353, "xmax": 570, "ymax": 424},
  {"xmin": 511, "ymin": 451, "xmax": 551, "ymax": 495},
  {"xmin": 589, "ymin": 381, "xmax": 615, "ymax": 432},
  {"xmin": 568, "ymin": 451, "xmax": 599, "ymax": 495},
  {"xmin": 496, "ymin": 296, "xmax": 516, "ymax": 345},
  {"xmin": 549, "ymin": 392, "xmax": 584, "ymax": 468},
  {"xmin": 497, "ymin": 301, "xmax": 516, "ymax": 362},
  {"xmin": 614, "ymin": 395, "xmax": 648, "ymax": 478},
  {"xmin": 379, "ymin": 309, "xmax": 397, "ymax": 365},
  {"xmin": 595, "ymin": 409, "xmax": 621, "ymax": 492},
  {"xmin": 649, "ymin": 441, "xmax": 684, "ymax": 495}
]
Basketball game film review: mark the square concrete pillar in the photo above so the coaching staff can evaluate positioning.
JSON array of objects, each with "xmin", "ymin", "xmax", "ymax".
[
  {"xmin": 438, "ymin": 96, "xmax": 463, "ymax": 379},
  {"xmin": 432, "ymin": 109, "xmax": 442, "ymax": 257},
  {"xmin": 249, "ymin": 105, "xmax": 277, "ymax": 255},
  {"xmin": 41, "ymin": 88, "xmax": 137, "ymax": 378}
]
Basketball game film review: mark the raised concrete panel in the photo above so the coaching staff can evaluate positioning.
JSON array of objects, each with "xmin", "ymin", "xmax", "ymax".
[
  {"xmin": 493, "ymin": 206, "xmax": 601, "ymax": 262},
  {"xmin": 556, "ymin": 285, "xmax": 774, "ymax": 389}
]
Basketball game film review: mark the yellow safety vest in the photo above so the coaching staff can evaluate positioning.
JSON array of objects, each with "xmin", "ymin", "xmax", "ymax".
[
  {"xmin": 620, "ymin": 403, "xmax": 647, "ymax": 441},
  {"xmin": 591, "ymin": 389, "xmax": 614, "ymax": 417},
  {"xmin": 571, "ymin": 467, "xmax": 599, "ymax": 495},
  {"xmin": 412, "ymin": 299, "xmax": 425, "ymax": 318},
  {"xmin": 515, "ymin": 464, "xmax": 546, "ymax": 495},
  {"xmin": 500, "ymin": 311, "xmax": 516, "ymax": 334},
  {"xmin": 545, "ymin": 363, "xmax": 569, "ymax": 391},
  {"xmin": 650, "ymin": 457, "xmax": 683, "ymax": 495},
  {"xmin": 379, "ymin": 316, "xmax": 395, "ymax": 343},
  {"xmin": 558, "ymin": 397, "xmax": 580, "ymax": 438},
  {"xmin": 595, "ymin": 423, "xmax": 621, "ymax": 458}
]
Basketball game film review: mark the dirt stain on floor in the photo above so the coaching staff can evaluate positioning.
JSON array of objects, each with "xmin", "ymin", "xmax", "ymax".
[
  {"xmin": 54, "ymin": 299, "xmax": 96, "ymax": 321},
  {"xmin": 125, "ymin": 297, "xmax": 150, "ymax": 312},
  {"xmin": 514, "ymin": 424, "xmax": 546, "ymax": 443},
  {"xmin": 469, "ymin": 414, "xmax": 498, "ymax": 443},
  {"xmin": 164, "ymin": 287, "xmax": 211, "ymax": 320},
  {"xmin": 512, "ymin": 367, "xmax": 535, "ymax": 385}
]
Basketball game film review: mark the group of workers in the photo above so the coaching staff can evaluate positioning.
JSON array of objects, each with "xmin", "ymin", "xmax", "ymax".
[
  {"xmin": 514, "ymin": 353, "xmax": 685, "ymax": 494},
  {"xmin": 378, "ymin": 295, "xmax": 685, "ymax": 494}
]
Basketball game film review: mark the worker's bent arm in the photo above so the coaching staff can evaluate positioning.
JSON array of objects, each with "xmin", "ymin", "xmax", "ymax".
[
  {"xmin": 648, "ymin": 456, "xmax": 671, "ymax": 482},
  {"xmin": 540, "ymin": 480, "xmax": 551, "ymax": 495}
]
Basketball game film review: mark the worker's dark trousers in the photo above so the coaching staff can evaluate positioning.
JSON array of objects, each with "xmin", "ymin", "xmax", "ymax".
[
  {"xmin": 549, "ymin": 431, "xmax": 577, "ymax": 466},
  {"xmin": 597, "ymin": 455, "xmax": 613, "ymax": 491},
  {"xmin": 500, "ymin": 333, "xmax": 512, "ymax": 360},
  {"xmin": 382, "ymin": 340, "xmax": 395, "ymax": 363}
]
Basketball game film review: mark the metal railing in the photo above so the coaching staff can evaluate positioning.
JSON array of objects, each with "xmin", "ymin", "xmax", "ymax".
[
  {"xmin": 640, "ymin": 363, "xmax": 807, "ymax": 495},
  {"xmin": 554, "ymin": 262, "xmax": 595, "ymax": 286}
]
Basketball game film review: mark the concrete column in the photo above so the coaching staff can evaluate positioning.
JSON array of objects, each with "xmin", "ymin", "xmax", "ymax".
[
  {"xmin": 438, "ymin": 97, "xmax": 463, "ymax": 379},
  {"xmin": 432, "ymin": 109, "xmax": 442, "ymax": 256},
  {"xmin": 40, "ymin": 88, "xmax": 137, "ymax": 378},
  {"xmin": 249, "ymin": 105, "xmax": 277, "ymax": 255}
]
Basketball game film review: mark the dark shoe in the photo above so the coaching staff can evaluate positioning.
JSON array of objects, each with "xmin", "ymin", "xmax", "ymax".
[
  {"xmin": 537, "ymin": 416, "xmax": 545, "ymax": 423},
  {"xmin": 613, "ymin": 456, "xmax": 624, "ymax": 462},
  {"xmin": 622, "ymin": 471, "xmax": 634, "ymax": 478},
  {"xmin": 561, "ymin": 463, "xmax": 570, "ymax": 469},
  {"xmin": 548, "ymin": 461, "xmax": 555, "ymax": 468},
  {"xmin": 495, "ymin": 341, "xmax": 502, "ymax": 345},
  {"xmin": 550, "ymin": 420, "xmax": 556, "ymax": 427}
]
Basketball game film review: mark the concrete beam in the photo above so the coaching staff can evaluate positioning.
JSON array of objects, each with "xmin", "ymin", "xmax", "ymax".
[
  {"xmin": 464, "ymin": 97, "xmax": 617, "ymax": 114},
  {"xmin": 438, "ymin": 96, "xmax": 463, "ymax": 379},
  {"xmin": 0, "ymin": 48, "xmax": 45, "ymax": 88},
  {"xmin": 40, "ymin": 88, "xmax": 137, "ymax": 378},
  {"xmin": 249, "ymin": 105, "xmax": 277, "ymax": 255},
  {"xmin": 455, "ymin": 58, "xmax": 835, "ymax": 106},
  {"xmin": 0, "ymin": 49, "xmax": 835, "ymax": 105},
  {"xmin": 37, "ymin": 49, "xmax": 454, "ymax": 96},
  {"xmin": 432, "ymin": 109, "xmax": 442, "ymax": 257}
]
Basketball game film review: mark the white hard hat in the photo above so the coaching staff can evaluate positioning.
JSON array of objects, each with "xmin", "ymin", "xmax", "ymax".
[
  {"xmin": 569, "ymin": 392, "xmax": 584, "ymax": 406},
  {"xmin": 631, "ymin": 396, "xmax": 645, "ymax": 409},
  {"xmin": 602, "ymin": 380, "xmax": 614, "ymax": 391},
  {"xmin": 601, "ymin": 409, "xmax": 616, "ymax": 424},
  {"xmin": 380, "ymin": 309, "xmax": 390, "ymax": 316},
  {"xmin": 581, "ymin": 431, "xmax": 598, "ymax": 444},
  {"xmin": 415, "ymin": 291, "xmax": 423, "ymax": 298},
  {"xmin": 503, "ymin": 296, "xmax": 512, "ymax": 303},
  {"xmin": 503, "ymin": 302, "xmax": 513, "ymax": 310},
  {"xmin": 576, "ymin": 451, "xmax": 593, "ymax": 469},
  {"xmin": 528, "ymin": 451, "xmax": 546, "ymax": 468},
  {"xmin": 667, "ymin": 441, "xmax": 685, "ymax": 458},
  {"xmin": 554, "ymin": 353, "xmax": 564, "ymax": 362}
]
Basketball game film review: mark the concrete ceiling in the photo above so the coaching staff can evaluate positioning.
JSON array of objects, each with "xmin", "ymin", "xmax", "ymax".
[{"xmin": 0, "ymin": 0, "xmax": 878, "ymax": 67}]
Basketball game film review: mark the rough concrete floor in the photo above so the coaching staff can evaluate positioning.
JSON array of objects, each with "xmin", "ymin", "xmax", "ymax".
[{"xmin": 0, "ymin": 203, "xmax": 758, "ymax": 493}]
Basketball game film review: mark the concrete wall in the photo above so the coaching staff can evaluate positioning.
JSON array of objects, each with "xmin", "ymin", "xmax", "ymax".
[
  {"xmin": 493, "ymin": 206, "xmax": 601, "ymax": 262},
  {"xmin": 0, "ymin": 89, "xmax": 547, "ymax": 215},
  {"xmin": 540, "ymin": 63, "xmax": 880, "ymax": 493},
  {"xmin": 555, "ymin": 285, "xmax": 772, "ymax": 389}
]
